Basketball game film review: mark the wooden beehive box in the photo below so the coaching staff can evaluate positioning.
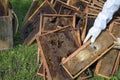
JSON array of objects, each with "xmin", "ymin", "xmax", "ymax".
[
  {"xmin": 0, "ymin": 10, "xmax": 13, "ymax": 50},
  {"xmin": 61, "ymin": 30, "xmax": 116, "ymax": 79},
  {"xmin": 21, "ymin": 0, "xmax": 56, "ymax": 46}
]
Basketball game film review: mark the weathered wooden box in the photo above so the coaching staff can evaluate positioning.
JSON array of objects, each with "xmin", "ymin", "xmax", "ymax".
[
  {"xmin": 21, "ymin": 0, "xmax": 56, "ymax": 46},
  {"xmin": 0, "ymin": 10, "xmax": 13, "ymax": 50},
  {"xmin": 61, "ymin": 30, "xmax": 116, "ymax": 79}
]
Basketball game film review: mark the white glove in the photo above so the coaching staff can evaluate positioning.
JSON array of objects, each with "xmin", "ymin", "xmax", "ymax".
[
  {"xmin": 114, "ymin": 38, "xmax": 120, "ymax": 49},
  {"xmin": 84, "ymin": 27, "xmax": 102, "ymax": 43}
]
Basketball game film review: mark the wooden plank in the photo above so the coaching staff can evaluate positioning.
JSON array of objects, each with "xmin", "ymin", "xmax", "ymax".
[
  {"xmin": 21, "ymin": 0, "xmax": 56, "ymax": 45},
  {"xmin": 61, "ymin": 30, "xmax": 115, "ymax": 79},
  {"xmin": 0, "ymin": 10, "xmax": 13, "ymax": 50}
]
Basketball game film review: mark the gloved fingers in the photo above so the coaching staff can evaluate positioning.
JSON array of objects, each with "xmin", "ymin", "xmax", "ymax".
[
  {"xmin": 91, "ymin": 33, "xmax": 99, "ymax": 43},
  {"xmin": 83, "ymin": 33, "xmax": 91, "ymax": 43},
  {"xmin": 117, "ymin": 38, "xmax": 120, "ymax": 43},
  {"xmin": 91, "ymin": 36, "xmax": 96, "ymax": 43},
  {"xmin": 113, "ymin": 46, "xmax": 120, "ymax": 49},
  {"xmin": 113, "ymin": 40, "xmax": 120, "ymax": 49}
]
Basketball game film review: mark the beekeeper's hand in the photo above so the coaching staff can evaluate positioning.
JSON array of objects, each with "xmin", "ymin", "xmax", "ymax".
[
  {"xmin": 84, "ymin": 26, "xmax": 102, "ymax": 43},
  {"xmin": 83, "ymin": 12, "xmax": 107, "ymax": 43},
  {"xmin": 114, "ymin": 38, "xmax": 120, "ymax": 49}
]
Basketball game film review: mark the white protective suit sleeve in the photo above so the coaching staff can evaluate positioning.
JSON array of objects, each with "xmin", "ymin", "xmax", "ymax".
[{"xmin": 84, "ymin": 0, "xmax": 120, "ymax": 43}]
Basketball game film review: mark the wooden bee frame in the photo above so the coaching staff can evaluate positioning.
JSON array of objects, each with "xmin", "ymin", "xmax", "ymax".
[
  {"xmin": 49, "ymin": 0, "xmax": 68, "ymax": 4},
  {"xmin": 36, "ymin": 26, "xmax": 80, "ymax": 80},
  {"xmin": 89, "ymin": 0, "xmax": 105, "ymax": 8},
  {"xmin": 40, "ymin": 14, "xmax": 74, "ymax": 34},
  {"xmin": 79, "ymin": 68, "xmax": 92, "ymax": 80},
  {"xmin": 59, "ymin": 3, "xmax": 81, "ymax": 15},
  {"xmin": 67, "ymin": 0, "xmax": 88, "ymax": 13},
  {"xmin": 21, "ymin": 0, "xmax": 56, "ymax": 46},
  {"xmin": 86, "ymin": 15, "xmax": 96, "ymax": 32},
  {"xmin": 61, "ymin": 30, "xmax": 116, "ymax": 79},
  {"xmin": 80, "ymin": 0, "xmax": 92, "ymax": 4},
  {"xmin": 36, "ymin": 39, "xmax": 52, "ymax": 80},
  {"xmin": 23, "ymin": 0, "xmax": 40, "ymax": 23},
  {"xmin": 88, "ymin": 5, "xmax": 101, "ymax": 15},
  {"xmin": 109, "ymin": 21, "xmax": 120, "ymax": 38},
  {"xmin": 53, "ymin": 0, "xmax": 67, "ymax": 13},
  {"xmin": 0, "ymin": 10, "xmax": 13, "ymax": 50},
  {"xmin": 37, "ymin": 62, "xmax": 47, "ymax": 78},
  {"xmin": 73, "ymin": 13, "xmax": 88, "ymax": 43},
  {"xmin": 95, "ymin": 49, "xmax": 120, "ymax": 79}
]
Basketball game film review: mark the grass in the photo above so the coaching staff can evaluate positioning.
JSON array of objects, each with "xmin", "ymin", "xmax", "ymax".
[
  {"xmin": 0, "ymin": 0, "xmax": 120, "ymax": 80},
  {"xmin": 0, "ymin": 0, "xmax": 43, "ymax": 80}
]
